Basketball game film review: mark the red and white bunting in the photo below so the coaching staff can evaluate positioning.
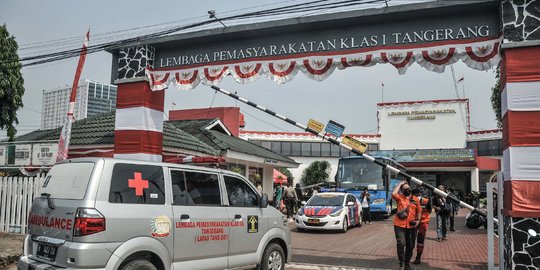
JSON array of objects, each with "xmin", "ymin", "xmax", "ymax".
[
  {"xmin": 146, "ymin": 68, "xmax": 171, "ymax": 91},
  {"xmin": 300, "ymin": 58, "xmax": 335, "ymax": 81},
  {"xmin": 232, "ymin": 63, "xmax": 263, "ymax": 84},
  {"xmin": 265, "ymin": 61, "xmax": 298, "ymax": 84},
  {"xmin": 338, "ymin": 54, "xmax": 376, "ymax": 69},
  {"xmin": 174, "ymin": 69, "xmax": 200, "ymax": 91},
  {"xmin": 417, "ymin": 47, "xmax": 459, "ymax": 73},
  {"xmin": 144, "ymin": 35, "xmax": 502, "ymax": 91},
  {"xmin": 203, "ymin": 66, "xmax": 229, "ymax": 85},
  {"xmin": 462, "ymin": 41, "xmax": 500, "ymax": 71},
  {"xmin": 380, "ymin": 51, "xmax": 414, "ymax": 75}
]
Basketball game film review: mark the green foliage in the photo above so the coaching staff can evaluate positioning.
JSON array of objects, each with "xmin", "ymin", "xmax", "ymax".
[
  {"xmin": 278, "ymin": 167, "xmax": 293, "ymax": 182},
  {"xmin": 490, "ymin": 64, "xmax": 501, "ymax": 128},
  {"xmin": 300, "ymin": 160, "xmax": 331, "ymax": 186},
  {"xmin": 0, "ymin": 24, "xmax": 25, "ymax": 141}
]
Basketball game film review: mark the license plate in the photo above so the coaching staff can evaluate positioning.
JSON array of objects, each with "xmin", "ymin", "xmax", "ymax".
[
  {"xmin": 37, "ymin": 243, "xmax": 57, "ymax": 260},
  {"xmin": 307, "ymin": 219, "xmax": 319, "ymax": 224}
]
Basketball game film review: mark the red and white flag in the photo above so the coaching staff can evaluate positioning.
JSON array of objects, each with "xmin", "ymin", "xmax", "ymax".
[
  {"xmin": 457, "ymin": 76, "xmax": 464, "ymax": 83},
  {"xmin": 57, "ymin": 30, "xmax": 90, "ymax": 162}
]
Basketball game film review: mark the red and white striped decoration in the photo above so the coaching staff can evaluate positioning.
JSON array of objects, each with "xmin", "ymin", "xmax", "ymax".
[
  {"xmin": 113, "ymin": 81, "xmax": 165, "ymax": 162},
  {"xmin": 501, "ymin": 46, "xmax": 540, "ymax": 218},
  {"xmin": 146, "ymin": 35, "xmax": 502, "ymax": 91}
]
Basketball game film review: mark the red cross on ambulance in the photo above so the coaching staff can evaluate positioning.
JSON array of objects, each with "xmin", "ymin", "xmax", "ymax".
[{"xmin": 128, "ymin": 172, "xmax": 148, "ymax": 196}]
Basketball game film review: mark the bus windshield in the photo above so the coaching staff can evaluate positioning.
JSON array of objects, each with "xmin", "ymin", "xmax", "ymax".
[{"xmin": 337, "ymin": 158, "xmax": 384, "ymax": 190}]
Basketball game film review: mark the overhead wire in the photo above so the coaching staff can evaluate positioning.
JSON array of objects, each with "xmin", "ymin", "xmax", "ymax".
[{"xmin": 6, "ymin": 0, "xmax": 388, "ymax": 67}]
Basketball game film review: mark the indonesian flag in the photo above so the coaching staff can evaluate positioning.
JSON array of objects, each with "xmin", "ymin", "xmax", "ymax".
[
  {"xmin": 56, "ymin": 30, "xmax": 90, "ymax": 162},
  {"xmin": 457, "ymin": 76, "xmax": 464, "ymax": 83}
]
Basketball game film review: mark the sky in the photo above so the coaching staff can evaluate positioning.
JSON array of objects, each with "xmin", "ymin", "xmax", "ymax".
[{"xmin": 0, "ymin": 0, "xmax": 499, "ymax": 140}]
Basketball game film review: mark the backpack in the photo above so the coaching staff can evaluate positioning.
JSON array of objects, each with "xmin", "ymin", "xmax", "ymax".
[{"xmin": 441, "ymin": 199, "xmax": 452, "ymax": 215}]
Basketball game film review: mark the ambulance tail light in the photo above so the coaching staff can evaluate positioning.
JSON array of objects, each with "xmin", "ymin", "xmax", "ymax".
[{"xmin": 73, "ymin": 208, "xmax": 105, "ymax": 236}]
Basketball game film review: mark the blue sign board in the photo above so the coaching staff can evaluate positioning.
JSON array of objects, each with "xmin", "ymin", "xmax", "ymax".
[{"xmin": 325, "ymin": 120, "xmax": 345, "ymax": 138}]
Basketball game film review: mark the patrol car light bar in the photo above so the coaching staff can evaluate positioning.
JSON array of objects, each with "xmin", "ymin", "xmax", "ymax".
[{"xmin": 206, "ymin": 84, "xmax": 491, "ymax": 220}]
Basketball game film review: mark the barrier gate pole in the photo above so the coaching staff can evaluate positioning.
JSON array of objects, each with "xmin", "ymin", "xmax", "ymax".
[{"xmin": 207, "ymin": 84, "xmax": 490, "ymax": 218}]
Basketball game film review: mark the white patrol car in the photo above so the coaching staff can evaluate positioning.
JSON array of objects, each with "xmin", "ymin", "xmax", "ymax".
[
  {"xmin": 18, "ymin": 158, "xmax": 291, "ymax": 270},
  {"xmin": 294, "ymin": 192, "xmax": 362, "ymax": 232}
]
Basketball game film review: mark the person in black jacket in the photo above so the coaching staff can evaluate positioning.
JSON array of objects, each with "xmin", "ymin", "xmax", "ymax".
[
  {"xmin": 360, "ymin": 187, "xmax": 372, "ymax": 224},
  {"xmin": 433, "ymin": 185, "xmax": 449, "ymax": 241},
  {"xmin": 294, "ymin": 183, "xmax": 304, "ymax": 213}
]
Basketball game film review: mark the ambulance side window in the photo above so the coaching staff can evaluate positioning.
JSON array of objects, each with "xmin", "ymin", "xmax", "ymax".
[
  {"xmin": 184, "ymin": 171, "xmax": 221, "ymax": 205},
  {"xmin": 109, "ymin": 163, "xmax": 165, "ymax": 204},
  {"xmin": 224, "ymin": 175, "xmax": 258, "ymax": 207},
  {"xmin": 171, "ymin": 170, "xmax": 192, "ymax": 206}
]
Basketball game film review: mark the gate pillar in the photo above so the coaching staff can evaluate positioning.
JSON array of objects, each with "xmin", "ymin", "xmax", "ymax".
[
  {"xmin": 501, "ymin": 1, "xmax": 540, "ymax": 269},
  {"xmin": 112, "ymin": 45, "xmax": 164, "ymax": 162}
]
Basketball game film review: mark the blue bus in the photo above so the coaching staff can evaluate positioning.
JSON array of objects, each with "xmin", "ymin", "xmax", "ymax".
[{"xmin": 335, "ymin": 156, "xmax": 406, "ymax": 217}]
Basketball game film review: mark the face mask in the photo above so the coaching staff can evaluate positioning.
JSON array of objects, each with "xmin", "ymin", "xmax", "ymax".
[{"xmin": 402, "ymin": 189, "xmax": 411, "ymax": 196}]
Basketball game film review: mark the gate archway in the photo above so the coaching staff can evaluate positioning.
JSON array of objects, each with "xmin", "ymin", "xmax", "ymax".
[{"xmin": 108, "ymin": 1, "xmax": 540, "ymax": 268}]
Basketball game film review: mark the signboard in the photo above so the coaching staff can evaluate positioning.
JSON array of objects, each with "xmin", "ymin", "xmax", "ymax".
[
  {"xmin": 341, "ymin": 135, "xmax": 367, "ymax": 154},
  {"xmin": 307, "ymin": 119, "xmax": 325, "ymax": 134},
  {"xmin": 378, "ymin": 100, "xmax": 468, "ymax": 150},
  {"xmin": 370, "ymin": 149, "xmax": 475, "ymax": 163},
  {"xmin": 32, "ymin": 143, "xmax": 58, "ymax": 166},
  {"xmin": 150, "ymin": 4, "xmax": 499, "ymax": 69},
  {"xmin": 14, "ymin": 144, "xmax": 32, "ymax": 166},
  {"xmin": 0, "ymin": 146, "xmax": 5, "ymax": 166},
  {"xmin": 325, "ymin": 120, "xmax": 345, "ymax": 138}
]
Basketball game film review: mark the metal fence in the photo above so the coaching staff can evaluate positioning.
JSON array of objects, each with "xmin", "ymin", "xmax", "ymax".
[{"xmin": 0, "ymin": 174, "xmax": 46, "ymax": 234}]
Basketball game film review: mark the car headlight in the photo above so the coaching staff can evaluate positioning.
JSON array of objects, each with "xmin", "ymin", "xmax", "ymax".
[
  {"xmin": 330, "ymin": 209, "xmax": 343, "ymax": 217},
  {"xmin": 297, "ymin": 208, "xmax": 304, "ymax": 216},
  {"xmin": 372, "ymin": 199, "xmax": 385, "ymax": 204}
]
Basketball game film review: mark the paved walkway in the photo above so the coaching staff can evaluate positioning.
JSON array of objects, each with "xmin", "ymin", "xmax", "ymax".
[{"xmin": 289, "ymin": 209, "xmax": 498, "ymax": 270}]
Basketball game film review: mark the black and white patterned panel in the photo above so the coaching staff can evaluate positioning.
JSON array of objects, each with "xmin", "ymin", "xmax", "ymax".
[
  {"xmin": 117, "ymin": 45, "xmax": 155, "ymax": 80},
  {"xmin": 504, "ymin": 215, "xmax": 514, "ymax": 270},
  {"xmin": 502, "ymin": 0, "xmax": 540, "ymax": 42},
  {"xmin": 505, "ymin": 216, "xmax": 540, "ymax": 269}
]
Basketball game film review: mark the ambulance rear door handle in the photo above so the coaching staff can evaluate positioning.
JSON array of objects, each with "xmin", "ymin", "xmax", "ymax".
[
  {"xmin": 234, "ymin": 214, "xmax": 242, "ymax": 220},
  {"xmin": 180, "ymin": 214, "xmax": 190, "ymax": 220}
]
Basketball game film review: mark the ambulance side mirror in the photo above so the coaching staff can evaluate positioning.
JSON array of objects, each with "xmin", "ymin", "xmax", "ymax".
[{"xmin": 260, "ymin": 194, "xmax": 269, "ymax": 208}]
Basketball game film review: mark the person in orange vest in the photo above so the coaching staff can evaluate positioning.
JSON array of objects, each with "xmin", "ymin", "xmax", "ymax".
[
  {"xmin": 392, "ymin": 181, "xmax": 422, "ymax": 270},
  {"xmin": 412, "ymin": 188, "xmax": 432, "ymax": 265}
]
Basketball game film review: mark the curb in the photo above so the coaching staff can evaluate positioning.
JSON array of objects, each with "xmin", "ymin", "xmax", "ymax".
[{"xmin": 286, "ymin": 262, "xmax": 392, "ymax": 270}]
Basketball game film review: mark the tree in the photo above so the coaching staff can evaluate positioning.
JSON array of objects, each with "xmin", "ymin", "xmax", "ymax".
[
  {"xmin": 278, "ymin": 167, "xmax": 294, "ymax": 183},
  {"xmin": 0, "ymin": 24, "xmax": 25, "ymax": 141},
  {"xmin": 300, "ymin": 160, "xmax": 331, "ymax": 186},
  {"xmin": 490, "ymin": 64, "xmax": 501, "ymax": 128}
]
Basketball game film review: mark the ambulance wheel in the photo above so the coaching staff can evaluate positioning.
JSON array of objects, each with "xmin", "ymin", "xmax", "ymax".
[
  {"xmin": 120, "ymin": 259, "xmax": 157, "ymax": 270},
  {"xmin": 341, "ymin": 216, "xmax": 348, "ymax": 233},
  {"xmin": 260, "ymin": 243, "xmax": 285, "ymax": 270}
]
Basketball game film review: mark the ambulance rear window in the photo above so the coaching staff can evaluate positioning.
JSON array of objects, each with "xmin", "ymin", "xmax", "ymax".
[
  {"xmin": 109, "ymin": 163, "xmax": 165, "ymax": 204},
  {"xmin": 41, "ymin": 162, "xmax": 95, "ymax": 200}
]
